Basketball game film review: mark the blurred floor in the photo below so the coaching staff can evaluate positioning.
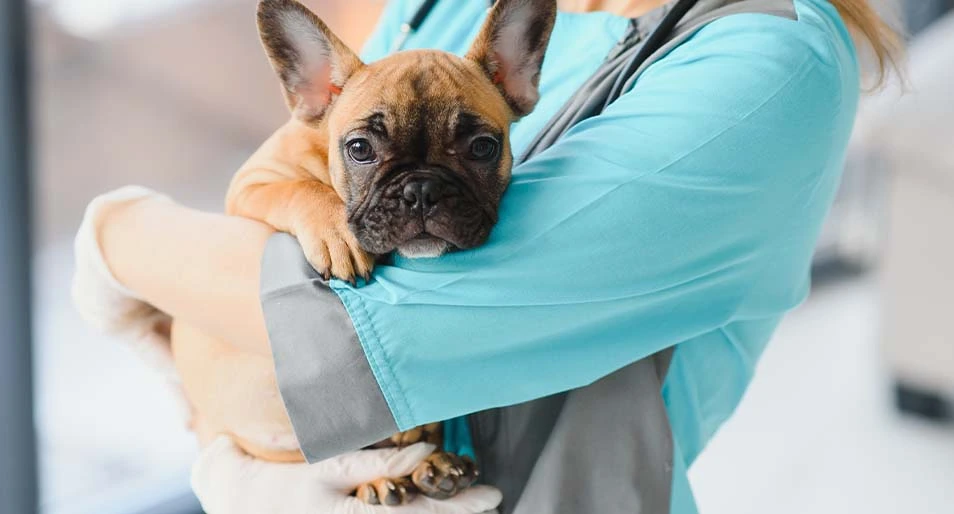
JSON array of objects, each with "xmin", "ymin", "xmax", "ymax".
[{"xmin": 691, "ymin": 276, "xmax": 954, "ymax": 514}]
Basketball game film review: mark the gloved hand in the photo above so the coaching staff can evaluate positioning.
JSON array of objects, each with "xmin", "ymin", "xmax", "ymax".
[
  {"xmin": 71, "ymin": 186, "xmax": 177, "ymax": 381},
  {"xmin": 192, "ymin": 437, "xmax": 502, "ymax": 514}
]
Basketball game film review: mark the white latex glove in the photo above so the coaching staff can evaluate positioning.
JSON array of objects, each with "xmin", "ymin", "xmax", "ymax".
[
  {"xmin": 71, "ymin": 186, "xmax": 177, "ymax": 380},
  {"xmin": 192, "ymin": 437, "xmax": 502, "ymax": 514}
]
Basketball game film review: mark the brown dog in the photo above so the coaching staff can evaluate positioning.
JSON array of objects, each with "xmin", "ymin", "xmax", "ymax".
[{"xmin": 170, "ymin": 0, "xmax": 555, "ymax": 506}]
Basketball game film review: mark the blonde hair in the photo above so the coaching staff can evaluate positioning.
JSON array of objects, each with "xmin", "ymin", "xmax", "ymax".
[{"xmin": 829, "ymin": 0, "xmax": 904, "ymax": 88}]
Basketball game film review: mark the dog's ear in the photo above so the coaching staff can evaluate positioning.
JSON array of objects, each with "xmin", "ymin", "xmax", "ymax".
[
  {"xmin": 257, "ymin": 0, "xmax": 364, "ymax": 121},
  {"xmin": 466, "ymin": 0, "xmax": 557, "ymax": 118}
]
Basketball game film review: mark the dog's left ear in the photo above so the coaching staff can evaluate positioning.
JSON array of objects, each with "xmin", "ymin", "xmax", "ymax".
[
  {"xmin": 466, "ymin": 0, "xmax": 557, "ymax": 118},
  {"xmin": 257, "ymin": 0, "xmax": 364, "ymax": 121}
]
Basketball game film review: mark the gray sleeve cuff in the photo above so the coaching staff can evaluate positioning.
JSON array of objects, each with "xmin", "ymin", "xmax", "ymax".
[{"xmin": 260, "ymin": 233, "xmax": 398, "ymax": 463}]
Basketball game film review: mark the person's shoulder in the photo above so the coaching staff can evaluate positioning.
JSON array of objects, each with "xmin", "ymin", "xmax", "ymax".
[
  {"xmin": 628, "ymin": 0, "xmax": 860, "ymax": 134},
  {"xmin": 685, "ymin": 0, "xmax": 860, "ymax": 97},
  {"xmin": 577, "ymin": 1, "xmax": 863, "ymax": 188}
]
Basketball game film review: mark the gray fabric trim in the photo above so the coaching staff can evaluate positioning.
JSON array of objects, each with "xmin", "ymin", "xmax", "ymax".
[
  {"xmin": 260, "ymin": 233, "xmax": 397, "ymax": 463},
  {"xmin": 473, "ymin": 359, "xmax": 675, "ymax": 514}
]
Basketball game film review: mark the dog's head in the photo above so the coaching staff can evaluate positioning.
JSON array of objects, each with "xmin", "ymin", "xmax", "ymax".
[{"xmin": 257, "ymin": 0, "xmax": 556, "ymax": 257}]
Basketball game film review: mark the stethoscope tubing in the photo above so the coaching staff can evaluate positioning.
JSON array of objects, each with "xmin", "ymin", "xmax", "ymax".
[{"xmin": 391, "ymin": 0, "xmax": 496, "ymax": 53}]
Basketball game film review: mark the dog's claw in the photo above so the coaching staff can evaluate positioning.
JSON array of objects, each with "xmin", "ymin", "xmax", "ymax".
[{"xmin": 354, "ymin": 477, "xmax": 417, "ymax": 506}]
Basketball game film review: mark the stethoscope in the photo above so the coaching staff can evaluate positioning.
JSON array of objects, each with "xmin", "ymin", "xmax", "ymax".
[{"xmin": 391, "ymin": 0, "xmax": 496, "ymax": 53}]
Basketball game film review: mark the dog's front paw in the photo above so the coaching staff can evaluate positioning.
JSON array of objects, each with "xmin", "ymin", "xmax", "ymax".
[
  {"xmin": 411, "ymin": 452, "xmax": 478, "ymax": 500},
  {"xmin": 295, "ymin": 223, "xmax": 374, "ymax": 285},
  {"xmin": 354, "ymin": 477, "xmax": 418, "ymax": 506}
]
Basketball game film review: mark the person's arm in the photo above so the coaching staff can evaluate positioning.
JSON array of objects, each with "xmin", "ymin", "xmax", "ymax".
[
  {"xmin": 262, "ymin": 12, "xmax": 861, "ymax": 462},
  {"xmin": 99, "ymin": 196, "xmax": 274, "ymax": 356}
]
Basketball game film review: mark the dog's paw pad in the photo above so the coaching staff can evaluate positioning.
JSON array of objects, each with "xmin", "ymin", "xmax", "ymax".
[{"xmin": 411, "ymin": 452, "xmax": 478, "ymax": 500}]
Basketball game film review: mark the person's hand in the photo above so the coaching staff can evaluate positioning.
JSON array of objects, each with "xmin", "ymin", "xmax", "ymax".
[
  {"xmin": 192, "ymin": 437, "xmax": 502, "ymax": 514},
  {"xmin": 71, "ymin": 186, "xmax": 178, "ymax": 380}
]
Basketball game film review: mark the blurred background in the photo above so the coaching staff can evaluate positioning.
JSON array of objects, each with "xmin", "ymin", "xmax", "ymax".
[{"xmin": 0, "ymin": 0, "xmax": 952, "ymax": 513}]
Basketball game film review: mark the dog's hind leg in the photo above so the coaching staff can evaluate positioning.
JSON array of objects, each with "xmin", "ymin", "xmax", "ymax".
[{"xmin": 171, "ymin": 319, "xmax": 304, "ymax": 461}]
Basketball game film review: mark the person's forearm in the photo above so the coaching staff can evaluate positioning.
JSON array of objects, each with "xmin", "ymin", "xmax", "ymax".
[{"xmin": 99, "ymin": 195, "xmax": 273, "ymax": 355}]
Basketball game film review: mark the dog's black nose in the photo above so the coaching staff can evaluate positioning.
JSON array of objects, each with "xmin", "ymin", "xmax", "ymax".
[{"xmin": 403, "ymin": 178, "xmax": 443, "ymax": 210}]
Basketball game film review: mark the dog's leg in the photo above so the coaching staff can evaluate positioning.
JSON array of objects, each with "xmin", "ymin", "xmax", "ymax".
[
  {"xmin": 171, "ymin": 320, "xmax": 305, "ymax": 461},
  {"xmin": 227, "ymin": 177, "xmax": 374, "ymax": 283}
]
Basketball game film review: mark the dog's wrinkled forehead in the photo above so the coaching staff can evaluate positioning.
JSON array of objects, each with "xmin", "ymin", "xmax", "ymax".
[{"xmin": 330, "ymin": 50, "xmax": 512, "ymax": 152}]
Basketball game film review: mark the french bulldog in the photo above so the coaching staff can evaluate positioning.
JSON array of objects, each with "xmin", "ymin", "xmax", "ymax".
[{"xmin": 170, "ymin": 0, "xmax": 556, "ymax": 505}]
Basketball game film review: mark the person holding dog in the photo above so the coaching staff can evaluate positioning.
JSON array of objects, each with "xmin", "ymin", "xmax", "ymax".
[{"xmin": 72, "ymin": 0, "xmax": 900, "ymax": 513}]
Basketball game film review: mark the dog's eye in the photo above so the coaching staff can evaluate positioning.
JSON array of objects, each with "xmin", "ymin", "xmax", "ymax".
[
  {"xmin": 347, "ymin": 139, "xmax": 376, "ymax": 163},
  {"xmin": 469, "ymin": 137, "xmax": 499, "ymax": 161}
]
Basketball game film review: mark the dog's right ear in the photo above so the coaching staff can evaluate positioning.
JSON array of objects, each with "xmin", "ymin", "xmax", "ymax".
[{"xmin": 257, "ymin": 0, "xmax": 364, "ymax": 122}]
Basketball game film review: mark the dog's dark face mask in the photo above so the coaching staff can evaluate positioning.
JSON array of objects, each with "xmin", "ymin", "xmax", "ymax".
[
  {"xmin": 335, "ymin": 58, "xmax": 515, "ymax": 258},
  {"xmin": 257, "ymin": 0, "xmax": 556, "ymax": 257}
]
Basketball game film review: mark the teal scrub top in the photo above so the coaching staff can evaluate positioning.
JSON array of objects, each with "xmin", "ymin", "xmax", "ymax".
[{"xmin": 332, "ymin": 0, "xmax": 860, "ymax": 510}]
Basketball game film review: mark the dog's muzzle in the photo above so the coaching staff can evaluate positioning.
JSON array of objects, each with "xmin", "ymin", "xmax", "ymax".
[{"xmin": 350, "ymin": 169, "xmax": 497, "ymax": 257}]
